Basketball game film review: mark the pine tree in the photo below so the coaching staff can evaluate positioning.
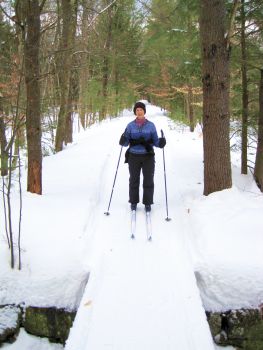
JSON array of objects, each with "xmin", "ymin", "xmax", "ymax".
[
  {"xmin": 139, "ymin": 0, "xmax": 202, "ymax": 127},
  {"xmin": 199, "ymin": 0, "xmax": 232, "ymax": 195}
]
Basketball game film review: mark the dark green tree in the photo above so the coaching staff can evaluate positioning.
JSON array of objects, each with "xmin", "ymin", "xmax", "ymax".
[{"xmin": 139, "ymin": 0, "xmax": 202, "ymax": 128}]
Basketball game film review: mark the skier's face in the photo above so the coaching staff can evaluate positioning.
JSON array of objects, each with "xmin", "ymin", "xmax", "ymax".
[{"xmin": 135, "ymin": 107, "xmax": 145, "ymax": 119}]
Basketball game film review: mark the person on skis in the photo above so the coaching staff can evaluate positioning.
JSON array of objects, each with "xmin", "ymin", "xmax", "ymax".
[{"xmin": 119, "ymin": 101, "xmax": 166, "ymax": 212}]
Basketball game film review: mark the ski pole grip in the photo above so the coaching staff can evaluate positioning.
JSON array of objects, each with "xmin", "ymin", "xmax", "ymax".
[{"xmin": 161, "ymin": 129, "xmax": 164, "ymax": 138}]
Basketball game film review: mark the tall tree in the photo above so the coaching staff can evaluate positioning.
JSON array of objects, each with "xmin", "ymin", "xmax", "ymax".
[
  {"xmin": 141, "ymin": 0, "xmax": 202, "ymax": 127},
  {"xmin": 199, "ymin": 0, "xmax": 232, "ymax": 195},
  {"xmin": 24, "ymin": 0, "xmax": 43, "ymax": 194},
  {"xmin": 0, "ymin": 8, "xmax": 20, "ymax": 176},
  {"xmin": 85, "ymin": 0, "xmax": 140, "ymax": 118},
  {"xmin": 187, "ymin": 85, "xmax": 194, "ymax": 132},
  {"xmin": 55, "ymin": 0, "xmax": 74, "ymax": 152},
  {"xmin": 64, "ymin": 0, "xmax": 78, "ymax": 144},
  {"xmin": 78, "ymin": 0, "xmax": 94, "ymax": 129},
  {"xmin": 100, "ymin": 1, "xmax": 113, "ymax": 120},
  {"xmin": 254, "ymin": 69, "xmax": 263, "ymax": 191},
  {"xmin": 0, "ymin": 100, "xmax": 8, "ymax": 176},
  {"xmin": 229, "ymin": 0, "xmax": 263, "ymax": 180},
  {"xmin": 240, "ymin": 0, "xmax": 248, "ymax": 174}
]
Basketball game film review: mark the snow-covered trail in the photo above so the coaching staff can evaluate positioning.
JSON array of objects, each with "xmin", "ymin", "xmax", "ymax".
[{"xmin": 65, "ymin": 105, "xmax": 215, "ymax": 350}]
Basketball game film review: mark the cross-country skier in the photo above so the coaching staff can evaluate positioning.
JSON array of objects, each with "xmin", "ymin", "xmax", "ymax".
[{"xmin": 119, "ymin": 101, "xmax": 166, "ymax": 212}]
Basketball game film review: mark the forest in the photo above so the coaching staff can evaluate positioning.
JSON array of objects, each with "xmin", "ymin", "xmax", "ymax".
[
  {"xmin": 0, "ymin": 0, "xmax": 263, "ymax": 196},
  {"xmin": 1, "ymin": 3, "xmax": 263, "ymax": 348}
]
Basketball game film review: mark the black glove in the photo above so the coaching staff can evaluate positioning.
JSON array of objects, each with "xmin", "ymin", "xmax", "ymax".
[
  {"xmin": 119, "ymin": 133, "xmax": 127, "ymax": 146},
  {"xmin": 130, "ymin": 137, "xmax": 145, "ymax": 146},
  {"xmin": 158, "ymin": 137, "xmax": 166, "ymax": 148}
]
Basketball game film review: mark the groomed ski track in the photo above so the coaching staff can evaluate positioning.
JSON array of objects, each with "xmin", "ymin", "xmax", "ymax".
[{"xmin": 65, "ymin": 105, "xmax": 215, "ymax": 350}]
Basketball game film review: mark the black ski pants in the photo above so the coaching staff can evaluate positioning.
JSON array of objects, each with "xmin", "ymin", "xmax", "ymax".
[{"xmin": 128, "ymin": 153, "xmax": 155, "ymax": 205}]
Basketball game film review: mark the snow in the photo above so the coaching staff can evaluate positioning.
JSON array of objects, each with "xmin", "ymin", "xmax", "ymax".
[
  {"xmin": 1, "ymin": 103, "xmax": 263, "ymax": 349},
  {"xmin": 2, "ymin": 328, "xmax": 63, "ymax": 350},
  {"xmin": 0, "ymin": 306, "xmax": 20, "ymax": 335}
]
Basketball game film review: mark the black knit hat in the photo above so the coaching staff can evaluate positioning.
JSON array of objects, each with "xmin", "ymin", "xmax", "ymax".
[{"xmin": 133, "ymin": 101, "xmax": 146, "ymax": 115}]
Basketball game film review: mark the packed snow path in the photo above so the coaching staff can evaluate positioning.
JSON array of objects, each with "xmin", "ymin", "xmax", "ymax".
[{"xmin": 65, "ymin": 105, "xmax": 215, "ymax": 350}]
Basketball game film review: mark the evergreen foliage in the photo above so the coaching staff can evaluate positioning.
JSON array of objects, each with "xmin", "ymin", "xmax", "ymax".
[
  {"xmin": 1, "ymin": 0, "xmax": 263, "ymax": 192},
  {"xmin": 138, "ymin": 0, "xmax": 202, "ymax": 125}
]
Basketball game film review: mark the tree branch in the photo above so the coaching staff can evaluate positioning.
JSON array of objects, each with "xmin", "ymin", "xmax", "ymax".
[
  {"xmin": 87, "ymin": 0, "xmax": 118, "ymax": 28},
  {"xmin": 226, "ymin": 0, "xmax": 241, "ymax": 49},
  {"xmin": 0, "ymin": 4, "xmax": 23, "ymax": 29},
  {"xmin": 40, "ymin": 0, "xmax": 48, "ymax": 13}
]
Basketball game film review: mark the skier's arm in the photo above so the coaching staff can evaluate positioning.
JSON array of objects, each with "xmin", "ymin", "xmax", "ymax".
[
  {"xmin": 119, "ymin": 128, "xmax": 130, "ymax": 147},
  {"xmin": 151, "ymin": 124, "xmax": 160, "ymax": 147}
]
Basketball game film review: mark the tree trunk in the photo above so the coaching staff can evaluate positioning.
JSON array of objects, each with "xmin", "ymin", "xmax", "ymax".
[
  {"xmin": 0, "ymin": 113, "xmax": 8, "ymax": 176},
  {"xmin": 55, "ymin": 0, "xmax": 73, "ymax": 152},
  {"xmin": 78, "ymin": 0, "xmax": 93, "ymax": 129},
  {"xmin": 0, "ymin": 95, "xmax": 8, "ymax": 176},
  {"xmin": 64, "ymin": 0, "xmax": 78, "ymax": 145},
  {"xmin": 241, "ymin": 0, "xmax": 248, "ymax": 175},
  {"xmin": 188, "ymin": 85, "xmax": 194, "ymax": 132},
  {"xmin": 12, "ymin": 125, "xmax": 26, "ymax": 170},
  {"xmin": 24, "ymin": 0, "xmax": 42, "ymax": 194},
  {"xmin": 100, "ymin": 4, "xmax": 113, "ymax": 121},
  {"xmin": 254, "ymin": 69, "xmax": 263, "ymax": 191},
  {"xmin": 199, "ymin": 0, "xmax": 232, "ymax": 196}
]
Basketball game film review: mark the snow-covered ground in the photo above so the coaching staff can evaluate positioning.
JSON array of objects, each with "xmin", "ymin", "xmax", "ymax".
[{"xmin": 1, "ymin": 103, "xmax": 263, "ymax": 349}]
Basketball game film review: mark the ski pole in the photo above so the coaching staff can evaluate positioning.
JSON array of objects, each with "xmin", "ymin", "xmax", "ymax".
[
  {"xmin": 104, "ymin": 146, "xmax": 123, "ymax": 216},
  {"xmin": 161, "ymin": 129, "xmax": 171, "ymax": 221}
]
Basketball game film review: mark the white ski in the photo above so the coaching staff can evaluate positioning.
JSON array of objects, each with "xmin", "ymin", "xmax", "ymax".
[
  {"xmin": 131, "ymin": 210, "xmax": 136, "ymax": 239},
  {"xmin": 145, "ymin": 211, "xmax": 152, "ymax": 241}
]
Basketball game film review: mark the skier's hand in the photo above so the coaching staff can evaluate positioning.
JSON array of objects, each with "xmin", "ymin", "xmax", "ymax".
[
  {"xmin": 138, "ymin": 136, "xmax": 146, "ymax": 145},
  {"xmin": 158, "ymin": 137, "xmax": 166, "ymax": 148},
  {"xmin": 119, "ymin": 133, "xmax": 127, "ymax": 146},
  {"xmin": 130, "ymin": 137, "xmax": 145, "ymax": 146}
]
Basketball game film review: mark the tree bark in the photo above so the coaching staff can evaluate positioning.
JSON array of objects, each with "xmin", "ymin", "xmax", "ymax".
[
  {"xmin": 100, "ymin": 3, "xmax": 113, "ymax": 121},
  {"xmin": 241, "ymin": 0, "xmax": 248, "ymax": 175},
  {"xmin": 188, "ymin": 85, "xmax": 194, "ymax": 132},
  {"xmin": 24, "ymin": 0, "xmax": 42, "ymax": 194},
  {"xmin": 0, "ymin": 115, "xmax": 8, "ymax": 177},
  {"xmin": 79, "ymin": 0, "xmax": 93, "ymax": 129},
  {"xmin": 0, "ymin": 95, "xmax": 8, "ymax": 176},
  {"xmin": 64, "ymin": 0, "xmax": 78, "ymax": 145},
  {"xmin": 55, "ymin": 0, "xmax": 73, "ymax": 152},
  {"xmin": 254, "ymin": 69, "xmax": 263, "ymax": 191},
  {"xmin": 199, "ymin": 0, "xmax": 232, "ymax": 196}
]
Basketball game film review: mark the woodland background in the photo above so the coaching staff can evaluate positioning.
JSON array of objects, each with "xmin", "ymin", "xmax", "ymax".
[
  {"xmin": 0, "ymin": 0, "xmax": 263, "ymax": 200},
  {"xmin": 1, "ymin": 3, "xmax": 263, "ymax": 349}
]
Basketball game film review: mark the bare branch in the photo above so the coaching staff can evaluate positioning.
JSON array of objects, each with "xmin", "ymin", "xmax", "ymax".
[
  {"xmin": 226, "ymin": 0, "xmax": 241, "ymax": 49},
  {"xmin": 41, "ymin": 20, "xmax": 57, "ymax": 34},
  {"xmin": 0, "ymin": 4, "xmax": 23, "ymax": 29},
  {"xmin": 87, "ymin": 0, "xmax": 118, "ymax": 28},
  {"xmin": 40, "ymin": 0, "xmax": 48, "ymax": 13}
]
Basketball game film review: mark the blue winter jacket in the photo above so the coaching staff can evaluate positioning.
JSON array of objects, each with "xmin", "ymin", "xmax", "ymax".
[{"xmin": 123, "ymin": 119, "xmax": 160, "ymax": 155}]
